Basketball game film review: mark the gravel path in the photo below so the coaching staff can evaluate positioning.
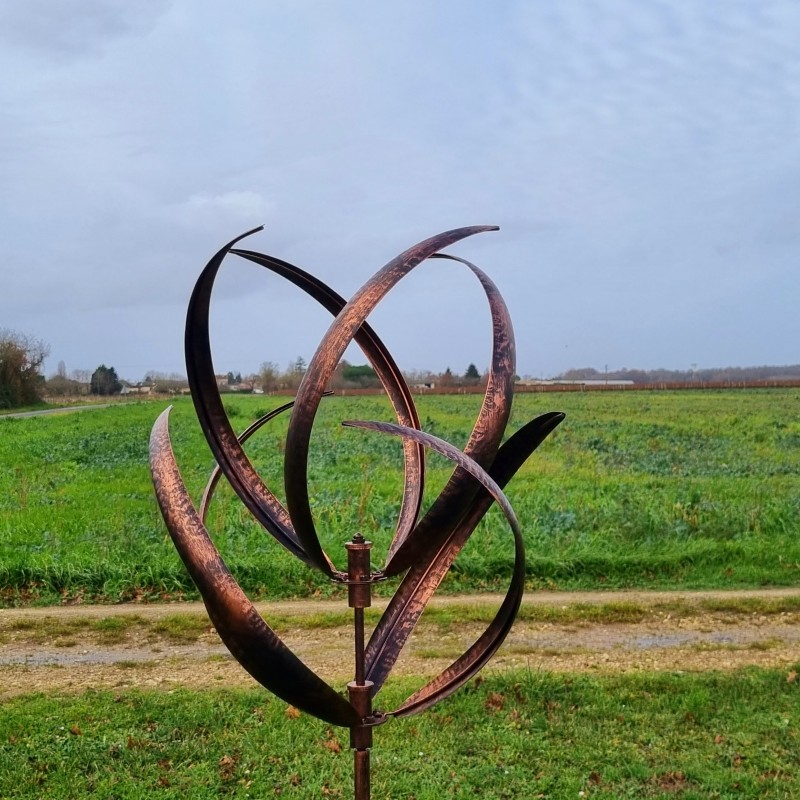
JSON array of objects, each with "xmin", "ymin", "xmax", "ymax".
[{"xmin": 2, "ymin": 588, "xmax": 798, "ymax": 698}]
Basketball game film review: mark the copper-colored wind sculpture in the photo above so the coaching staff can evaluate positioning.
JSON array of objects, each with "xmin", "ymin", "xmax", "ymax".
[{"xmin": 149, "ymin": 225, "xmax": 564, "ymax": 799}]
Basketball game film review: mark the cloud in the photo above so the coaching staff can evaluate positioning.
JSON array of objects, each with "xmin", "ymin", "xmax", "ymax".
[
  {"xmin": 1, "ymin": 0, "xmax": 799, "ymax": 379},
  {"xmin": 0, "ymin": 0, "xmax": 172, "ymax": 58},
  {"xmin": 176, "ymin": 191, "xmax": 275, "ymax": 227}
]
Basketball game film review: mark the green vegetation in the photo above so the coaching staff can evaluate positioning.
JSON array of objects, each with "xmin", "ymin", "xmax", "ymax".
[
  {"xmin": 0, "ymin": 668, "xmax": 798, "ymax": 798},
  {"xmin": 89, "ymin": 364, "xmax": 122, "ymax": 396},
  {"xmin": 0, "ymin": 329, "xmax": 49, "ymax": 409},
  {"xmin": 0, "ymin": 389, "xmax": 799, "ymax": 604}
]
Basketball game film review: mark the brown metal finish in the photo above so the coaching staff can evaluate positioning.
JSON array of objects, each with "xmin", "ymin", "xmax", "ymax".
[
  {"xmin": 198, "ymin": 391, "xmax": 333, "ymax": 524},
  {"xmin": 149, "ymin": 408, "xmax": 359, "ymax": 727},
  {"xmin": 364, "ymin": 412, "xmax": 565, "ymax": 697},
  {"xmin": 382, "ymin": 252, "xmax": 517, "ymax": 575},
  {"xmin": 185, "ymin": 228, "xmax": 316, "ymax": 568},
  {"xmin": 148, "ymin": 226, "xmax": 564, "ymax": 798},
  {"xmin": 199, "ymin": 398, "xmax": 295, "ymax": 523},
  {"xmin": 347, "ymin": 535, "xmax": 374, "ymax": 800},
  {"xmin": 283, "ymin": 226, "xmax": 498, "ymax": 569},
  {"xmin": 229, "ymin": 249, "xmax": 425, "ymax": 561}
]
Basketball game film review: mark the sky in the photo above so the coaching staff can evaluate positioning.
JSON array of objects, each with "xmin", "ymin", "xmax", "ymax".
[{"xmin": 1, "ymin": 0, "xmax": 799, "ymax": 382}]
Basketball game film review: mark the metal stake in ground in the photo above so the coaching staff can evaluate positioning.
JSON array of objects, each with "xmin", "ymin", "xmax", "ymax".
[
  {"xmin": 149, "ymin": 225, "xmax": 565, "ymax": 798},
  {"xmin": 346, "ymin": 533, "xmax": 373, "ymax": 799}
]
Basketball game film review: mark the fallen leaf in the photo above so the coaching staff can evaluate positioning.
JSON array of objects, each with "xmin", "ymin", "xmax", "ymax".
[
  {"xmin": 219, "ymin": 754, "xmax": 238, "ymax": 781},
  {"xmin": 485, "ymin": 692, "xmax": 505, "ymax": 712},
  {"xmin": 787, "ymin": 671, "xmax": 797, "ymax": 684},
  {"xmin": 285, "ymin": 705, "xmax": 301, "ymax": 720}
]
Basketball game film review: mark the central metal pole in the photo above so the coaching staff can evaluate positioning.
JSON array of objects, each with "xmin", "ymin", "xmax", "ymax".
[{"xmin": 346, "ymin": 533, "xmax": 373, "ymax": 800}]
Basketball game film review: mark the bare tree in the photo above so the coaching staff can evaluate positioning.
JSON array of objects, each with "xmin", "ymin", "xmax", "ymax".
[
  {"xmin": 0, "ymin": 329, "xmax": 49, "ymax": 408},
  {"xmin": 70, "ymin": 369, "xmax": 91, "ymax": 385},
  {"xmin": 259, "ymin": 361, "xmax": 279, "ymax": 393}
]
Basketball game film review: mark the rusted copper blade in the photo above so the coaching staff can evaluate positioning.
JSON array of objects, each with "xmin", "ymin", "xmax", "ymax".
[
  {"xmin": 150, "ymin": 225, "xmax": 567, "ymax": 784},
  {"xmin": 199, "ymin": 398, "xmax": 296, "ymax": 523},
  {"xmin": 364, "ymin": 413, "xmax": 565, "ymax": 695},
  {"xmin": 339, "ymin": 417, "xmax": 535, "ymax": 716},
  {"xmin": 199, "ymin": 392, "xmax": 333, "ymax": 524},
  {"xmin": 342, "ymin": 420, "xmax": 520, "ymax": 534},
  {"xmin": 149, "ymin": 407, "xmax": 359, "ymax": 728},
  {"xmin": 228, "ymin": 248, "xmax": 424, "ymax": 570},
  {"xmin": 377, "ymin": 414, "xmax": 564, "ymax": 716},
  {"xmin": 284, "ymin": 226, "xmax": 499, "ymax": 572},
  {"xmin": 185, "ymin": 228, "xmax": 318, "ymax": 569},
  {"xmin": 383, "ymin": 252, "xmax": 516, "ymax": 576}
]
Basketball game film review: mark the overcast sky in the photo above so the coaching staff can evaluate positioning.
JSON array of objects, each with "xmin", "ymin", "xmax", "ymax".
[{"xmin": 2, "ymin": 1, "xmax": 799, "ymax": 381}]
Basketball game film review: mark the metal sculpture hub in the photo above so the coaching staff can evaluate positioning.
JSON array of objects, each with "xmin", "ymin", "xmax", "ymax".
[{"xmin": 149, "ymin": 225, "xmax": 564, "ymax": 798}]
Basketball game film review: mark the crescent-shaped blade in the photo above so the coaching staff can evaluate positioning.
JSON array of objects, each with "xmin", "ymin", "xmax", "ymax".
[
  {"xmin": 199, "ymin": 392, "xmax": 334, "ymax": 523},
  {"xmin": 150, "ymin": 407, "xmax": 359, "ymax": 728},
  {"xmin": 366, "ymin": 412, "xmax": 565, "ymax": 707},
  {"xmin": 383, "ymin": 252, "xmax": 516, "ymax": 576},
  {"xmin": 185, "ymin": 228, "xmax": 320, "ymax": 570},
  {"xmin": 284, "ymin": 227, "xmax": 500, "ymax": 571},
  {"xmin": 228, "ymin": 249, "xmax": 425, "ymax": 567},
  {"xmin": 340, "ymin": 417, "xmax": 547, "ymax": 716},
  {"xmin": 199, "ymin": 397, "xmax": 297, "ymax": 523},
  {"xmin": 341, "ymin": 419, "xmax": 520, "ymax": 534}
]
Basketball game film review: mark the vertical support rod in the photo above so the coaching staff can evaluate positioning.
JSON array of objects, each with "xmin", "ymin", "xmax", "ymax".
[{"xmin": 346, "ymin": 533, "xmax": 373, "ymax": 800}]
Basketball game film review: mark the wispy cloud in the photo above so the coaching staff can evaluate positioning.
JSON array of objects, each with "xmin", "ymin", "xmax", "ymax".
[{"xmin": 1, "ymin": 0, "xmax": 799, "ymax": 379}]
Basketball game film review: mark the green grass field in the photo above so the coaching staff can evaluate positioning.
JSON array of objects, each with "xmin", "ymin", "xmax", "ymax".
[
  {"xmin": 1, "ymin": 389, "xmax": 798, "ymax": 604},
  {"xmin": 1, "ymin": 668, "xmax": 798, "ymax": 798}
]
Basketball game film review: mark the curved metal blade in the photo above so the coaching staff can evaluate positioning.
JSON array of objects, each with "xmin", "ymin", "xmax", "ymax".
[
  {"xmin": 284, "ymin": 227, "xmax": 500, "ymax": 571},
  {"xmin": 199, "ymin": 392, "xmax": 334, "ymax": 523},
  {"xmin": 229, "ymin": 248, "xmax": 425, "ymax": 569},
  {"xmin": 340, "ymin": 417, "xmax": 543, "ymax": 716},
  {"xmin": 341, "ymin": 420, "xmax": 520, "ymax": 533},
  {"xmin": 364, "ymin": 413, "xmax": 565, "ymax": 694},
  {"xmin": 150, "ymin": 407, "xmax": 359, "ymax": 728},
  {"xmin": 383, "ymin": 252, "xmax": 516, "ymax": 576},
  {"xmin": 184, "ymin": 228, "xmax": 318, "ymax": 569},
  {"xmin": 199, "ymin": 398, "xmax": 297, "ymax": 523}
]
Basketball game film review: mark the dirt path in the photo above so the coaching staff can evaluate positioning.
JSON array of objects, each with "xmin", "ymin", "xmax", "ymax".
[
  {"xmin": 2, "ymin": 588, "xmax": 799, "ymax": 699},
  {"xmin": 0, "ymin": 403, "xmax": 112, "ymax": 420}
]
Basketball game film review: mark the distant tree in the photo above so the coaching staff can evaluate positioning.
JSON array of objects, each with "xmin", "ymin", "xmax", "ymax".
[
  {"xmin": 464, "ymin": 363, "xmax": 480, "ymax": 380},
  {"xmin": 0, "ymin": 329, "xmax": 49, "ymax": 408},
  {"xmin": 45, "ymin": 374, "xmax": 84, "ymax": 397},
  {"xmin": 143, "ymin": 371, "xmax": 188, "ymax": 393},
  {"xmin": 90, "ymin": 364, "xmax": 122, "ymax": 396},
  {"xmin": 259, "ymin": 361, "xmax": 279, "ymax": 393},
  {"xmin": 283, "ymin": 356, "xmax": 308, "ymax": 391},
  {"xmin": 341, "ymin": 364, "xmax": 379, "ymax": 387},
  {"xmin": 240, "ymin": 373, "xmax": 260, "ymax": 392},
  {"xmin": 440, "ymin": 367, "xmax": 454, "ymax": 387},
  {"xmin": 70, "ymin": 368, "xmax": 91, "ymax": 385}
]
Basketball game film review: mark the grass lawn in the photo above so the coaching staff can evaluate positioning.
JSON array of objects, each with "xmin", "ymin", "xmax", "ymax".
[
  {"xmin": 1, "ymin": 667, "xmax": 798, "ymax": 798},
  {"xmin": 1, "ymin": 388, "xmax": 799, "ymax": 604}
]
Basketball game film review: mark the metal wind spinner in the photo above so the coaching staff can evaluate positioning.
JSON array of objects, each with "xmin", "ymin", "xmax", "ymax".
[{"xmin": 149, "ymin": 225, "xmax": 564, "ymax": 798}]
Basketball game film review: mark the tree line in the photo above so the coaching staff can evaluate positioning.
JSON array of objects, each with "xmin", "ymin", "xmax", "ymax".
[
  {"xmin": 555, "ymin": 365, "xmax": 800, "ymax": 384},
  {"xmin": 3, "ymin": 327, "xmax": 800, "ymax": 410}
]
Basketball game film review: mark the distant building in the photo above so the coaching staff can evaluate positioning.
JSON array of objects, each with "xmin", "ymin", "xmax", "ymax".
[
  {"xmin": 120, "ymin": 383, "xmax": 154, "ymax": 395},
  {"xmin": 517, "ymin": 379, "xmax": 634, "ymax": 387}
]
